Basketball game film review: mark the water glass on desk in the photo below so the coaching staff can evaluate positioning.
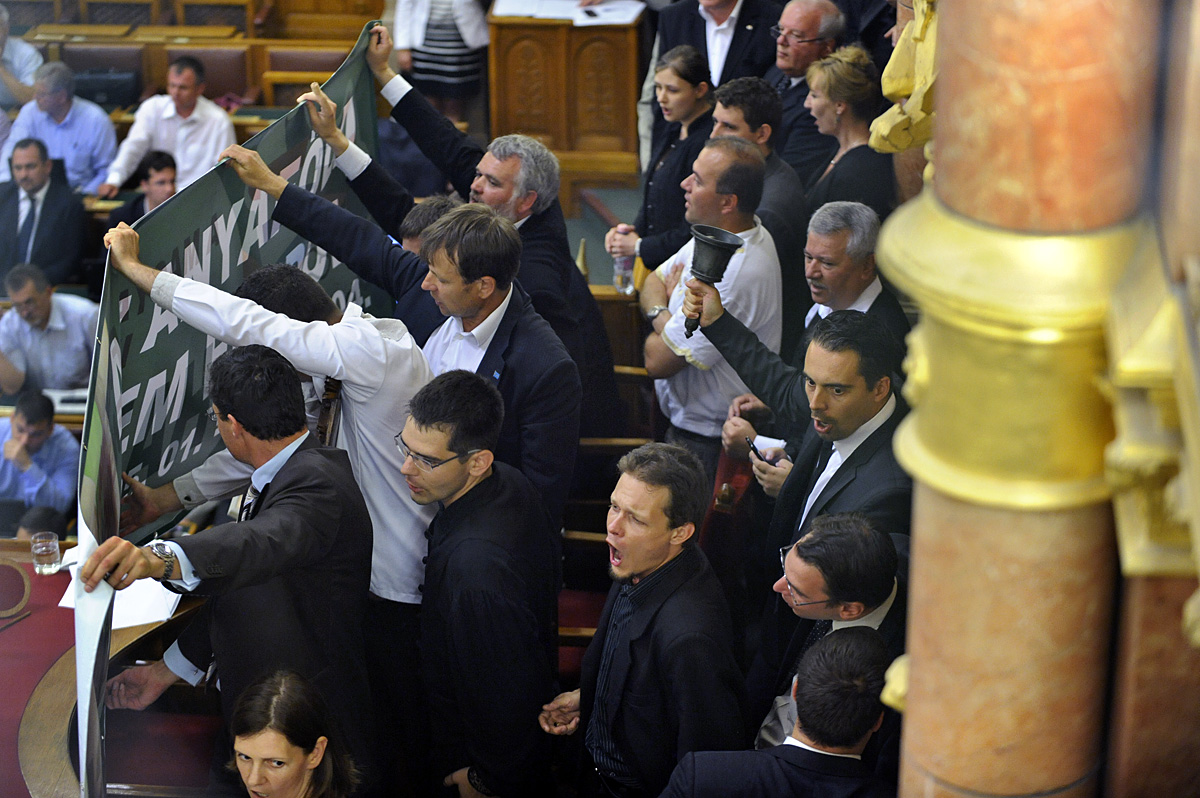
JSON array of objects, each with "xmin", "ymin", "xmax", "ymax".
[{"xmin": 30, "ymin": 532, "xmax": 60, "ymax": 575}]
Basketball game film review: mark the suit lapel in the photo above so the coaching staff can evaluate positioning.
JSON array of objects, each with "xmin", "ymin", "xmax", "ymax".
[
  {"xmin": 721, "ymin": 6, "xmax": 760, "ymax": 83},
  {"xmin": 474, "ymin": 286, "xmax": 525, "ymax": 384},
  {"xmin": 804, "ymin": 406, "xmax": 903, "ymax": 522}
]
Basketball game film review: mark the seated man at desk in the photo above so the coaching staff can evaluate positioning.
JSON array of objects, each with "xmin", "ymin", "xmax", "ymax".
[
  {"xmin": 0, "ymin": 138, "xmax": 89, "ymax": 284},
  {"xmin": 97, "ymin": 56, "xmax": 235, "ymax": 195},
  {"xmin": 107, "ymin": 151, "xmax": 177, "ymax": 227},
  {"xmin": 0, "ymin": 4, "xmax": 42, "ymax": 111},
  {"xmin": 0, "ymin": 390, "xmax": 79, "ymax": 536},
  {"xmin": 0, "ymin": 264, "xmax": 97, "ymax": 395}
]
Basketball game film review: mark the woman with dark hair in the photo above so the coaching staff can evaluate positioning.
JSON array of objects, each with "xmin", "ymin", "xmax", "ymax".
[
  {"xmin": 605, "ymin": 44, "xmax": 715, "ymax": 270},
  {"xmin": 229, "ymin": 671, "xmax": 359, "ymax": 798},
  {"xmin": 801, "ymin": 44, "xmax": 897, "ymax": 225}
]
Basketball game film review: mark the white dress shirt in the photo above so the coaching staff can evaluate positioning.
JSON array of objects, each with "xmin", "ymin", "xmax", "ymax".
[
  {"xmin": 105, "ymin": 94, "xmax": 235, "ymax": 190},
  {"xmin": 799, "ymin": 393, "xmax": 897, "ymax": 528},
  {"xmin": 422, "ymin": 287, "xmax": 513, "ymax": 375},
  {"xmin": 153, "ymin": 272, "xmax": 437, "ymax": 605},
  {"xmin": 655, "ymin": 219, "xmax": 782, "ymax": 438},
  {"xmin": 699, "ymin": 0, "xmax": 745, "ymax": 86}
]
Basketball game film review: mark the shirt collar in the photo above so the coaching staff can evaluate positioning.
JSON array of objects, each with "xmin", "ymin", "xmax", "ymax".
[
  {"xmin": 44, "ymin": 295, "xmax": 68, "ymax": 332},
  {"xmin": 832, "ymin": 578, "xmax": 898, "ymax": 632},
  {"xmin": 622, "ymin": 544, "xmax": 693, "ymax": 605},
  {"xmin": 699, "ymin": 0, "xmax": 744, "ymax": 28},
  {"xmin": 782, "ymin": 735, "xmax": 863, "ymax": 760},
  {"xmin": 26, "ymin": 181, "xmax": 51, "ymax": 204},
  {"xmin": 809, "ymin": 277, "xmax": 884, "ymax": 324},
  {"xmin": 833, "ymin": 392, "xmax": 896, "ymax": 462},
  {"xmin": 461, "ymin": 287, "xmax": 513, "ymax": 351},
  {"xmin": 251, "ymin": 431, "xmax": 309, "ymax": 492}
]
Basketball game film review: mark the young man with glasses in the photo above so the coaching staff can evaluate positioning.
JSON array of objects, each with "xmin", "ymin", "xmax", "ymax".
[
  {"xmin": 398, "ymin": 369, "xmax": 560, "ymax": 798},
  {"xmin": 762, "ymin": 512, "xmax": 907, "ymax": 782}
]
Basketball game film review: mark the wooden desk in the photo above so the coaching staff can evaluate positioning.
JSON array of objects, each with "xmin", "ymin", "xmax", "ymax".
[
  {"xmin": 488, "ymin": 14, "xmax": 645, "ymax": 216},
  {"xmin": 110, "ymin": 105, "xmax": 280, "ymax": 145},
  {"xmin": 0, "ymin": 406, "xmax": 85, "ymax": 434},
  {"xmin": 130, "ymin": 24, "xmax": 239, "ymax": 41},
  {"xmin": 24, "ymin": 24, "xmax": 131, "ymax": 42}
]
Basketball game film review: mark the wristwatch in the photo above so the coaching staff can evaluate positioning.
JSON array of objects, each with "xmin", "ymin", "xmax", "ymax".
[
  {"xmin": 645, "ymin": 304, "xmax": 669, "ymax": 323},
  {"xmin": 148, "ymin": 540, "xmax": 176, "ymax": 582}
]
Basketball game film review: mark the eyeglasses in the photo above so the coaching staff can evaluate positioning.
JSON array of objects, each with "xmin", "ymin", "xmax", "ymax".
[
  {"xmin": 394, "ymin": 433, "xmax": 479, "ymax": 472},
  {"xmin": 207, "ymin": 407, "xmax": 222, "ymax": 422},
  {"xmin": 779, "ymin": 545, "xmax": 833, "ymax": 607},
  {"xmin": 770, "ymin": 25, "xmax": 825, "ymax": 46}
]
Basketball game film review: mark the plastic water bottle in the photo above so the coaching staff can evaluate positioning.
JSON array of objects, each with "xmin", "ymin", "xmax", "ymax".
[{"xmin": 613, "ymin": 255, "xmax": 635, "ymax": 295}]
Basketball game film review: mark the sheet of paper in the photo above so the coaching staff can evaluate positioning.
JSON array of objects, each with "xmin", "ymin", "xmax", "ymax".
[
  {"xmin": 491, "ymin": 0, "xmax": 529, "ymax": 16},
  {"xmin": 61, "ymin": 562, "xmax": 181, "ymax": 629},
  {"xmin": 534, "ymin": 0, "xmax": 580, "ymax": 19},
  {"xmin": 573, "ymin": 0, "xmax": 645, "ymax": 26}
]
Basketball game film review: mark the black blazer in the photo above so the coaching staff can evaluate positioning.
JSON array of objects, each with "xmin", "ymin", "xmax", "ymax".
[
  {"xmin": 0, "ymin": 177, "xmax": 87, "ymax": 284},
  {"xmin": 762, "ymin": 66, "xmax": 838, "ymax": 184},
  {"xmin": 580, "ymin": 546, "xmax": 746, "ymax": 795},
  {"xmin": 174, "ymin": 438, "xmax": 377, "ymax": 784},
  {"xmin": 106, "ymin": 195, "xmax": 146, "ymax": 229},
  {"xmin": 633, "ymin": 107, "xmax": 713, "ymax": 269},
  {"xmin": 803, "ymin": 145, "xmax": 898, "ymax": 232},
  {"xmin": 757, "ymin": 152, "xmax": 810, "ymax": 358},
  {"xmin": 272, "ymin": 183, "xmax": 582, "ymax": 528},
  {"xmin": 661, "ymin": 743, "xmax": 892, "ymax": 798},
  {"xmin": 385, "ymin": 87, "xmax": 622, "ymax": 437}
]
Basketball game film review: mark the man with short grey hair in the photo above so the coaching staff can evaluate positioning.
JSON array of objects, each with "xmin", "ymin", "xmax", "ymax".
[
  {"xmin": 301, "ymin": 29, "xmax": 622, "ymax": 444},
  {"xmin": 0, "ymin": 264, "xmax": 97, "ymax": 395},
  {"xmin": 0, "ymin": 3, "xmax": 42, "ymax": 111},
  {"xmin": 764, "ymin": 0, "xmax": 845, "ymax": 181},
  {"xmin": 0, "ymin": 61, "xmax": 117, "ymax": 193}
]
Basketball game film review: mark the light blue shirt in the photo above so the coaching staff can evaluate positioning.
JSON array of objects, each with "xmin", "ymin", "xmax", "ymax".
[
  {"xmin": 0, "ymin": 96, "xmax": 118, "ymax": 193},
  {"xmin": 0, "ymin": 293, "xmax": 98, "ymax": 393},
  {"xmin": 0, "ymin": 417, "xmax": 79, "ymax": 513},
  {"xmin": 0, "ymin": 37, "xmax": 42, "ymax": 110},
  {"xmin": 162, "ymin": 432, "xmax": 309, "ymax": 684}
]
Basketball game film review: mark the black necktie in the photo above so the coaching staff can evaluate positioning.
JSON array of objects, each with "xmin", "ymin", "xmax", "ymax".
[
  {"xmin": 16, "ymin": 194, "xmax": 37, "ymax": 262},
  {"xmin": 238, "ymin": 484, "xmax": 261, "ymax": 522},
  {"xmin": 793, "ymin": 619, "xmax": 832, "ymax": 674},
  {"xmin": 776, "ymin": 73, "xmax": 791, "ymax": 93},
  {"xmin": 805, "ymin": 440, "xmax": 834, "ymax": 501}
]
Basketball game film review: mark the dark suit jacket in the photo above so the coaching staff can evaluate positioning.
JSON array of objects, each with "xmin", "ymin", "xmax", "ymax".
[
  {"xmin": 0, "ymin": 178, "xmax": 87, "ymax": 284},
  {"xmin": 106, "ymin": 194, "xmax": 146, "ymax": 229},
  {"xmin": 764, "ymin": 66, "xmax": 838, "ymax": 186},
  {"xmin": 653, "ymin": 0, "xmax": 782, "ymax": 146},
  {"xmin": 580, "ymin": 545, "xmax": 746, "ymax": 795},
  {"xmin": 802, "ymin": 145, "xmax": 897, "ymax": 232},
  {"xmin": 660, "ymin": 743, "xmax": 892, "ymax": 798},
  {"xmin": 173, "ymin": 437, "xmax": 377, "ymax": 783},
  {"xmin": 272, "ymin": 184, "xmax": 582, "ymax": 528},
  {"xmin": 634, "ymin": 107, "xmax": 714, "ymax": 269},
  {"xmin": 388, "ymin": 87, "xmax": 622, "ymax": 436},
  {"xmin": 758, "ymin": 152, "xmax": 810, "ymax": 358}
]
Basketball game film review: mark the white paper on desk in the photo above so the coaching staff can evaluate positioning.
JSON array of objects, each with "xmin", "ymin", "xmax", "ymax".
[
  {"xmin": 534, "ymin": 0, "xmax": 580, "ymax": 19},
  {"xmin": 60, "ymin": 563, "xmax": 181, "ymax": 629},
  {"xmin": 573, "ymin": 0, "xmax": 645, "ymax": 26},
  {"xmin": 491, "ymin": 0, "xmax": 528, "ymax": 16}
]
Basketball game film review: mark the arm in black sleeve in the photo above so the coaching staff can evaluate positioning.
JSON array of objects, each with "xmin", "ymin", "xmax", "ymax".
[
  {"xmin": 391, "ymin": 88, "xmax": 486, "ymax": 200},
  {"xmin": 347, "ymin": 157, "xmax": 417, "ymax": 238},
  {"xmin": 701, "ymin": 311, "xmax": 810, "ymax": 427}
]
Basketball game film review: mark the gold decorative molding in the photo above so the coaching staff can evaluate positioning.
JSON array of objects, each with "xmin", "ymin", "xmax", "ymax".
[{"xmin": 878, "ymin": 189, "xmax": 1144, "ymax": 509}]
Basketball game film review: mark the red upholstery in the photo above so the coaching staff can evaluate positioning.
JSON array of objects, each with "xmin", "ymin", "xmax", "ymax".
[
  {"xmin": 105, "ymin": 710, "xmax": 221, "ymax": 786},
  {"xmin": 557, "ymin": 588, "xmax": 608, "ymax": 686}
]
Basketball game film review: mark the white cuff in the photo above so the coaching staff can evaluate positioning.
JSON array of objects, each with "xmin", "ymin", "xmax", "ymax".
[
  {"xmin": 754, "ymin": 435, "xmax": 786, "ymax": 452},
  {"xmin": 163, "ymin": 641, "xmax": 206, "ymax": 686},
  {"xmin": 163, "ymin": 541, "xmax": 202, "ymax": 590},
  {"xmin": 335, "ymin": 141, "xmax": 372, "ymax": 181},
  {"xmin": 380, "ymin": 74, "xmax": 413, "ymax": 108}
]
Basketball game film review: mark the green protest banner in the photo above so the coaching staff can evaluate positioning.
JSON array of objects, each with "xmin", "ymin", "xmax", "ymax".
[{"xmin": 72, "ymin": 24, "xmax": 388, "ymax": 796}]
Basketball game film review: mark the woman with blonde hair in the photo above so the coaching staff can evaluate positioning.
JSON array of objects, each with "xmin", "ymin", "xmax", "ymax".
[{"xmin": 802, "ymin": 44, "xmax": 896, "ymax": 225}]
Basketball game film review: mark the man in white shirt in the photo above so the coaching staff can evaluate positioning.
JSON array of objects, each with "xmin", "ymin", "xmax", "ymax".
[
  {"xmin": 661, "ymin": 625, "xmax": 893, "ymax": 797},
  {"xmin": 96, "ymin": 56, "xmax": 234, "ymax": 196},
  {"xmin": 640, "ymin": 135, "xmax": 781, "ymax": 487},
  {"xmin": 0, "ymin": 264, "xmax": 97, "ymax": 395},
  {"xmin": 0, "ymin": 4, "xmax": 41, "ymax": 111}
]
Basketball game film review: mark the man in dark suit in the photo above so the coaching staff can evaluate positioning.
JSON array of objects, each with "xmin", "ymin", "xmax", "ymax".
[
  {"xmin": 401, "ymin": 370, "xmax": 560, "ymax": 797},
  {"xmin": 540, "ymin": 443, "xmax": 746, "ymax": 797},
  {"xmin": 0, "ymin": 137, "xmax": 86, "ymax": 284},
  {"xmin": 711, "ymin": 76, "xmax": 810, "ymax": 356},
  {"xmin": 661, "ymin": 626, "xmax": 894, "ymax": 798},
  {"xmin": 641, "ymin": 0, "xmax": 782, "ymax": 161},
  {"xmin": 80, "ymin": 344, "xmax": 378, "ymax": 795},
  {"xmin": 231, "ymin": 145, "xmax": 582, "ymax": 528},
  {"xmin": 349, "ymin": 38, "xmax": 622, "ymax": 440},
  {"xmin": 106, "ymin": 151, "xmax": 176, "ymax": 228},
  {"xmin": 763, "ymin": 0, "xmax": 844, "ymax": 182},
  {"xmin": 756, "ymin": 515, "xmax": 907, "ymax": 755},
  {"xmin": 715, "ymin": 200, "xmax": 910, "ymax": 469}
]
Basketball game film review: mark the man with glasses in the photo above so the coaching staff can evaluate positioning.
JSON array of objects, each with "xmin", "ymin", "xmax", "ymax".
[
  {"xmin": 764, "ymin": 512, "xmax": 907, "ymax": 781},
  {"xmin": 103, "ymin": 223, "xmax": 437, "ymax": 795},
  {"xmin": 399, "ymin": 369, "xmax": 560, "ymax": 797},
  {"xmin": 763, "ymin": 0, "xmax": 846, "ymax": 181},
  {"xmin": 0, "ymin": 263, "xmax": 97, "ymax": 396}
]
